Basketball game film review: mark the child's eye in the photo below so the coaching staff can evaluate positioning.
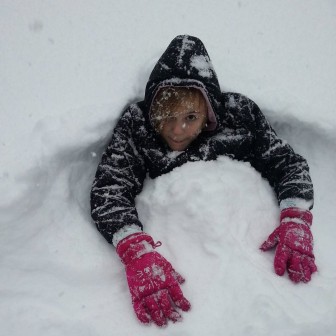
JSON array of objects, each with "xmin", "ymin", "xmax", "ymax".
[{"xmin": 186, "ymin": 114, "xmax": 198, "ymax": 121}]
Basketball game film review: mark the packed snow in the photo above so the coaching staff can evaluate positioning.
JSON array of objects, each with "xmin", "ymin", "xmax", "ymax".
[{"xmin": 1, "ymin": 1, "xmax": 336, "ymax": 335}]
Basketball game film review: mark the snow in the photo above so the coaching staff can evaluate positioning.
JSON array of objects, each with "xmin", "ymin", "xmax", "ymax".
[
  {"xmin": 177, "ymin": 35, "xmax": 196, "ymax": 66},
  {"xmin": 1, "ymin": 0, "xmax": 336, "ymax": 335},
  {"xmin": 190, "ymin": 55, "xmax": 213, "ymax": 78}
]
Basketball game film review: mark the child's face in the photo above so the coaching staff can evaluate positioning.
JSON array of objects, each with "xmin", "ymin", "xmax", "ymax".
[{"xmin": 158, "ymin": 93, "xmax": 207, "ymax": 151}]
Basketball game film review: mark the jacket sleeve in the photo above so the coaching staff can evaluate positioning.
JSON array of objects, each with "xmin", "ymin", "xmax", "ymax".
[
  {"xmin": 90, "ymin": 106, "xmax": 146, "ymax": 244},
  {"xmin": 248, "ymin": 101, "xmax": 314, "ymax": 208}
]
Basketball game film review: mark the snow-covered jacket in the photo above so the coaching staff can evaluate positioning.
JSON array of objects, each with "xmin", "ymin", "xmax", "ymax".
[{"xmin": 90, "ymin": 35, "xmax": 313, "ymax": 244}]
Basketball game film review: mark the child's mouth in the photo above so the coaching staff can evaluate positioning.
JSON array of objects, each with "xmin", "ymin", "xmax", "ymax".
[{"xmin": 169, "ymin": 138, "xmax": 187, "ymax": 144}]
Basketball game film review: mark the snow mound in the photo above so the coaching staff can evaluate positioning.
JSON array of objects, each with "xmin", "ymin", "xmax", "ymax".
[{"xmin": 1, "ymin": 113, "xmax": 336, "ymax": 335}]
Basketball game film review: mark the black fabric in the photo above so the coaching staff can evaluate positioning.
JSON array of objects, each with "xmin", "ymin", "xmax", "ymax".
[{"xmin": 91, "ymin": 35, "xmax": 313, "ymax": 244}]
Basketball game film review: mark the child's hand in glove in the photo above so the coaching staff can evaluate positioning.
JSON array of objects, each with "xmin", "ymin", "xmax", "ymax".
[
  {"xmin": 116, "ymin": 232, "xmax": 191, "ymax": 326},
  {"xmin": 260, "ymin": 208, "xmax": 317, "ymax": 283}
]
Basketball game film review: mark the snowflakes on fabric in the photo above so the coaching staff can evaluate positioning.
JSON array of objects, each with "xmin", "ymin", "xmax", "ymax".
[{"xmin": 91, "ymin": 35, "xmax": 313, "ymax": 244}]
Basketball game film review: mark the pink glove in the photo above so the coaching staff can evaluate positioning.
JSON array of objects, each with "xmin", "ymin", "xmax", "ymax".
[
  {"xmin": 116, "ymin": 232, "xmax": 191, "ymax": 326},
  {"xmin": 260, "ymin": 207, "xmax": 317, "ymax": 283}
]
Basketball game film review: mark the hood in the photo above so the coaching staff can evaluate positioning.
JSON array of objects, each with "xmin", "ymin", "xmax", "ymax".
[{"xmin": 145, "ymin": 35, "xmax": 222, "ymax": 131}]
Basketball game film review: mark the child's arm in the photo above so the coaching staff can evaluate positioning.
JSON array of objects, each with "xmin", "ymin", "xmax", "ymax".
[
  {"xmin": 90, "ymin": 106, "xmax": 146, "ymax": 245},
  {"xmin": 90, "ymin": 107, "xmax": 191, "ymax": 325},
  {"xmin": 249, "ymin": 101, "xmax": 313, "ymax": 208},
  {"xmin": 246, "ymin": 100, "xmax": 316, "ymax": 282}
]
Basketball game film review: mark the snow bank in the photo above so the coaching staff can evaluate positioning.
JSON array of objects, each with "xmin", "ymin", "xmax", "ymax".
[{"xmin": 1, "ymin": 1, "xmax": 336, "ymax": 335}]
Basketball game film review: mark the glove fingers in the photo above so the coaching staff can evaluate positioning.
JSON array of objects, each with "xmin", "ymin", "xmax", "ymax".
[
  {"xmin": 308, "ymin": 257, "xmax": 318, "ymax": 274},
  {"xmin": 274, "ymin": 244, "xmax": 290, "ymax": 276},
  {"xmin": 172, "ymin": 270, "xmax": 185, "ymax": 284},
  {"xmin": 144, "ymin": 295, "xmax": 166, "ymax": 327},
  {"xmin": 169, "ymin": 285, "xmax": 191, "ymax": 312},
  {"xmin": 301, "ymin": 257, "xmax": 317, "ymax": 283},
  {"xmin": 288, "ymin": 253, "xmax": 318, "ymax": 283},
  {"xmin": 260, "ymin": 229, "xmax": 279, "ymax": 251},
  {"xmin": 157, "ymin": 290, "xmax": 181, "ymax": 322},
  {"xmin": 301, "ymin": 258, "xmax": 312, "ymax": 283},
  {"xmin": 288, "ymin": 253, "xmax": 304, "ymax": 283},
  {"xmin": 133, "ymin": 300, "xmax": 151, "ymax": 324}
]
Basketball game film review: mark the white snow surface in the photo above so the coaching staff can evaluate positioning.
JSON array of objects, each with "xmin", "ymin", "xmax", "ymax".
[{"xmin": 1, "ymin": 1, "xmax": 336, "ymax": 335}]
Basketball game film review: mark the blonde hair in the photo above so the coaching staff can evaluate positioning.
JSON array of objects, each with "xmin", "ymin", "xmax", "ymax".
[{"xmin": 150, "ymin": 87, "xmax": 206, "ymax": 131}]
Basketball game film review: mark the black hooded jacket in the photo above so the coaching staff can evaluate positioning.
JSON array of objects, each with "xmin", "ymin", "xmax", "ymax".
[{"xmin": 91, "ymin": 35, "xmax": 313, "ymax": 244}]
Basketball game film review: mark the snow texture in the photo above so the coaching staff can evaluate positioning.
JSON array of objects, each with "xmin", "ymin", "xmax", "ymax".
[
  {"xmin": 190, "ymin": 55, "xmax": 213, "ymax": 78},
  {"xmin": 1, "ymin": 1, "xmax": 336, "ymax": 335}
]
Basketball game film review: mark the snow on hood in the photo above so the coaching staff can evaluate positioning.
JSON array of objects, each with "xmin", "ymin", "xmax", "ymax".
[{"xmin": 144, "ymin": 35, "xmax": 222, "ymax": 131}]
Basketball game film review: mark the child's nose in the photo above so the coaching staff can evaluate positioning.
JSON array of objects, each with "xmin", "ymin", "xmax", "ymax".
[{"xmin": 171, "ymin": 120, "xmax": 185, "ymax": 135}]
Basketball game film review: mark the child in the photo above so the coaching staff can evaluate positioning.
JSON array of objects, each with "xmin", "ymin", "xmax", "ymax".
[{"xmin": 90, "ymin": 35, "xmax": 317, "ymax": 327}]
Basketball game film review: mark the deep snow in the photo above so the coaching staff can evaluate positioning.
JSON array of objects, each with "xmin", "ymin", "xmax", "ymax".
[{"xmin": 1, "ymin": 1, "xmax": 336, "ymax": 335}]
